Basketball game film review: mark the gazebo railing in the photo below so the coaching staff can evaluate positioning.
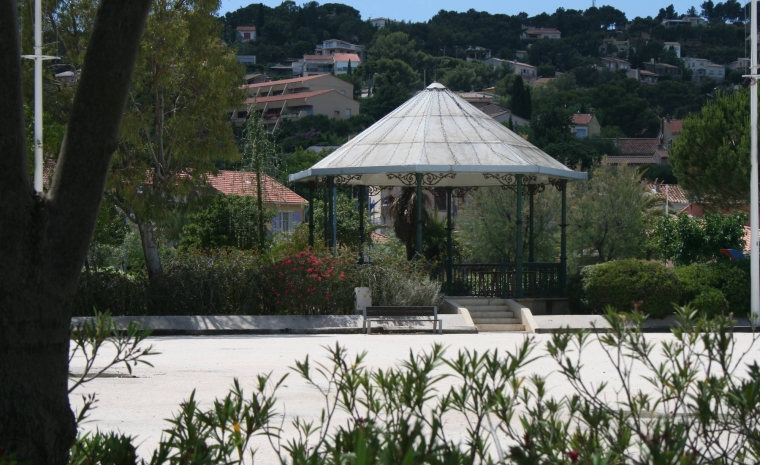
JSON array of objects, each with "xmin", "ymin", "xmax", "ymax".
[{"xmin": 438, "ymin": 262, "xmax": 562, "ymax": 298}]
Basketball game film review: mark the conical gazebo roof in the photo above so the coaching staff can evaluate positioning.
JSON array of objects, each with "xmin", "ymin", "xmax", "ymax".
[{"xmin": 289, "ymin": 82, "xmax": 586, "ymax": 187}]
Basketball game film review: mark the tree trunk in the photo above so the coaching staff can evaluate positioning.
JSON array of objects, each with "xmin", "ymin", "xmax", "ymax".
[
  {"xmin": 0, "ymin": 1, "xmax": 151, "ymax": 463},
  {"xmin": 0, "ymin": 272, "xmax": 76, "ymax": 465},
  {"xmin": 137, "ymin": 220, "xmax": 163, "ymax": 279}
]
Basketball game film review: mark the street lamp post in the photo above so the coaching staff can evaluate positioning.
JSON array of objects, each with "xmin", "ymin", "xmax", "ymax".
[
  {"xmin": 751, "ymin": 0, "xmax": 760, "ymax": 324},
  {"xmin": 21, "ymin": 0, "xmax": 58, "ymax": 193}
]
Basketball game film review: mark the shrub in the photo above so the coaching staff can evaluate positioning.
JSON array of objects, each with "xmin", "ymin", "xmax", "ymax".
[
  {"xmin": 581, "ymin": 259, "xmax": 682, "ymax": 318},
  {"xmin": 261, "ymin": 249, "xmax": 355, "ymax": 315},
  {"xmin": 566, "ymin": 271, "xmax": 587, "ymax": 314},
  {"xmin": 691, "ymin": 287, "xmax": 729, "ymax": 318},
  {"xmin": 676, "ymin": 261, "xmax": 751, "ymax": 316}
]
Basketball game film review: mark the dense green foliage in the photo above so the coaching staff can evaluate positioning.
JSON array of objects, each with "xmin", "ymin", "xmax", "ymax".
[
  {"xmin": 569, "ymin": 163, "xmax": 660, "ymax": 265},
  {"xmin": 675, "ymin": 260, "xmax": 751, "ymax": 316},
  {"xmin": 670, "ymin": 89, "xmax": 752, "ymax": 208},
  {"xmin": 652, "ymin": 211, "xmax": 748, "ymax": 264},
  {"xmin": 580, "ymin": 259, "xmax": 682, "ymax": 318},
  {"xmin": 72, "ymin": 239, "xmax": 442, "ymax": 317},
  {"xmin": 179, "ymin": 195, "xmax": 276, "ymax": 251}
]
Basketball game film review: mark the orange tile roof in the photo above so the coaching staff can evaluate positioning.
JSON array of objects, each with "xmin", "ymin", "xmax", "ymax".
[
  {"xmin": 208, "ymin": 170, "xmax": 306, "ymax": 204},
  {"xmin": 639, "ymin": 70, "xmax": 659, "ymax": 77},
  {"xmin": 665, "ymin": 119, "xmax": 683, "ymax": 134},
  {"xmin": 614, "ymin": 138, "xmax": 661, "ymax": 155},
  {"xmin": 332, "ymin": 53, "xmax": 362, "ymax": 62},
  {"xmin": 572, "ymin": 114, "xmax": 593, "ymax": 125},
  {"xmin": 244, "ymin": 89, "xmax": 333, "ymax": 104},
  {"xmin": 604, "ymin": 156, "xmax": 658, "ymax": 165},
  {"xmin": 236, "ymin": 26, "xmax": 256, "ymax": 31},
  {"xmin": 646, "ymin": 183, "xmax": 690, "ymax": 204}
]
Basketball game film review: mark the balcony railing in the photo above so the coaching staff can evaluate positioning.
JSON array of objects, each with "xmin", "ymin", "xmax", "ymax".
[{"xmin": 434, "ymin": 262, "xmax": 562, "ymax": 298}]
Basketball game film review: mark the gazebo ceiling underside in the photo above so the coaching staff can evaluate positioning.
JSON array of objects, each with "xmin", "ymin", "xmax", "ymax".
[{"xmin": 290, "ymin": 83, "xmax": 587, "ymax": 188}]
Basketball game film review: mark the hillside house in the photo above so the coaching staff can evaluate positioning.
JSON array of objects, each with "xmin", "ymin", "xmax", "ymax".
[
  {"xmin": 571, "ymin": 113, "xmax": 600, "ymax": 139},
  {"xmin": 301, "ymin": 53, "xmax": 361, "ymax": 76},
  {"xmin": 240, "ymin": 74, "xmax": 353, "ymax": 99},
  {"xmin": 478, "ymin": 104, "xmax": 530, "ymax": 127},
  {"xmin": 729, "ymin": 57, "xmax": 751, "ymax": 70},
  {"xmin": 663, "ymin": 42, "xmax": 682, "ymax": 58},
  {"xmin": 644, "ymin": 62, "xmax": 682, "ymax": 78},
  {"xmin": 604, "ymin": 138, "xmax": 668, "ymax": 165},
  {"xmin": 628, "ymin": 68, "xmax": 659, "ymax": 84},
  {"xmin": 601, "ymin": 57, "xmax": 631, "ymax": 71},
  {"xmin": 521, "ymin": 27, "xmax": 562, "ymax": 39},
  {"xmin": 208, "ymin": 170, "xmax": 305, "ymax": 234},
  {"xmin": 485, "ymin": 58, "xmax": 538, "ymax": 82},
  {"xmin": 236, "ymin": 26, "xmax": 256, "ymax": 42},
  {"xmin": 232, "ymin": 90, "xmax": 359, "ymax": 129},
  {"xmin": 465, "ymin": 46, "xmax": 492, "ymax": 62},
  {"xmin": 368, "ymin": 17, "xmax": 394, "ymax": 28},
  {"xmin": 315, "ymin": 39, "xmax": 366, "ymax": 62},
  {"xmin": 600, "ymin": 38, "xmax": 634, "ymax": 55}
]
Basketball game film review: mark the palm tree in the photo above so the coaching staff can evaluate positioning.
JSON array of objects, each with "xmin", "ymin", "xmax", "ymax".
[{"xmin": 383, "ymin": 187, "xmax": 432, "ymax": 260}]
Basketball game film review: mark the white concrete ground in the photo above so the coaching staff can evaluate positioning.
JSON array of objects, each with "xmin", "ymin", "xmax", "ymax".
[{"xmin": 70, "ymin": 333, "xmax": 760, "ymax": 461}]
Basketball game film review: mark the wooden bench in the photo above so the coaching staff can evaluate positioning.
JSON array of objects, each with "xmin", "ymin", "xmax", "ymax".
[{"xmin": 363, "ymin": 306, "xmax": 442, "ymax": 334}]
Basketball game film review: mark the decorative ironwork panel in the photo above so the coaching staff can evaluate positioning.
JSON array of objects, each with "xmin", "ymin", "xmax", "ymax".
[
  {"xmin": 422, "ymin": 173, "xmax": 456, "ymax": 185},
  {"xmin": 526, "ymin": 183, "xmax": 546, "ymax": 195},
  {"xmin": 483, "ymin": 173, "xmax": 517, "ymax": 188},
  {"xmin": 453, "ymin": 186, "xmax": 478, "ymax": 197},
  {"xmin": 334, "ymin": 174, "xmax": 362, "ymax": 186},
  {"xmin": 367, "ymin": 186, "xmax": 386, "ymax": 196},
  {"xmin": 386, "ymin": 173, "xmax": 417, "ymax": 186},
  {"xmin": 548, "ymin": 178, "xmax": 566, "ymax": 191}
]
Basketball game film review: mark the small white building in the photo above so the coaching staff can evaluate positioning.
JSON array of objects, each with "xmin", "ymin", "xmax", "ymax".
[
  {"xmin": 663, "ymin": 41, "xmax": 681, "ymax": 58},
  {"xmin": 485, "ymin": 58, "xmax": 537, "ymax": 82},
  {"xmin": 236, "ymin": 26, "xmax": 256, "ymax": 42},
  {"xmin": 368, "ymin": 17, "xmax": 393, "ymax": 28}
]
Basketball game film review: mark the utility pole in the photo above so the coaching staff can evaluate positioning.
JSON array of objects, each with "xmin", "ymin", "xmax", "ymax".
[
  {"xmin": 751, "ymin": 0, "xmax": 760, "ymax": 324},
  {"xmin": 21, "ymin": 0, "xmax": 58, "ymax": 194}
]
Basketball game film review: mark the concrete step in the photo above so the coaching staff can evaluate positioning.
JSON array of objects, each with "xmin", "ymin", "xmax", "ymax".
[
  {"xmin": 451, "ymin": 297, "xmax": 509, "ymax": 306},
  {"xmin": 471, "ymin": 318, "xmax": 522, "ymax": 325},
  {"xmin": 469, "ymin": 311, "xmax": 515, "ymax": 319},
  {"xmin": 476, "ymin": 324, "xmax": 526, "ymax": 332},
  {"xmin": 466, "ymin": 305, "xmax": 510, "ymax": 312}
]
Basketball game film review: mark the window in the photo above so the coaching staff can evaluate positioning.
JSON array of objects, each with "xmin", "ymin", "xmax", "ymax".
[
  {"xmin": 575, "ymin": 127, "xmax": 588, "ymax": 139},
  {"xmin": 273, "ymin": 211, "xmax": 302, "ymax": 233},
  {"xmin": 243, "ymin": 32, "xmax": 250, "ymax": 39},
  {"xmin": 340, "ymin": 90, "xmax": 346, "ymax": 95},
  {"xmin": 345, "ymin": 108, "xmax": 351, "ymax": 117}
]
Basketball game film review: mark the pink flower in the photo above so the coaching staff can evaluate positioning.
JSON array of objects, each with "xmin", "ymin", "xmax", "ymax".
[{"xmin": 568, "ymin": 451, "xmax": 579, "ymax": 463}]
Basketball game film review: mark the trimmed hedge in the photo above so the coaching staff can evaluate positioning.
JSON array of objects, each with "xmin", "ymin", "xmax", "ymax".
[
  {"xmin": 675, "ymin": 261, "xmax": 751, "ymax": 317},
  {"xmin": 581, "ymin": 259, "xmax": 682, "ymax": 318}
]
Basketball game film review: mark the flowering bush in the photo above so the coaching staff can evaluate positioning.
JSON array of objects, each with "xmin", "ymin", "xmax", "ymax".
[{"xmin": 261, "ymin": 249, "xmax": 355, "ymax": 315}]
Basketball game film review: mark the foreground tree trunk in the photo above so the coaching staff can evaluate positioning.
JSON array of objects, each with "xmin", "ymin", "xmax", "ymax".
[
  {"xmin": 137, "ymin": 220, "xmax": 164, "ymax": 279},
  {"xmin": 0, "ymin": 1, "xmax": 151, "ymax": 464}
]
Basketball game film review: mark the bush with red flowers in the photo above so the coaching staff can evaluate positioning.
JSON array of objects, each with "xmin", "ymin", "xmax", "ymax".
[{"xmin": 261, "ymin": 249, "xmax": 355, "ymax": 314}]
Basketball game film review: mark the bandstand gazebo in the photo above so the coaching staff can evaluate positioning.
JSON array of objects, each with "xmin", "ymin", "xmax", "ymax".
[{"xmin": 289, "ymin": 83, "xmax": 587, "ymax": 298}]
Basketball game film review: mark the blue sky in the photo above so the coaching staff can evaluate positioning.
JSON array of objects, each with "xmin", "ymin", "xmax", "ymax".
[{"xmin": 219, "ymin": 0, "xmax": 701, "ymax": 22}]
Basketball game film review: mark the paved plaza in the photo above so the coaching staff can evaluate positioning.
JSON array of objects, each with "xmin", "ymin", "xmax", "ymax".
[{"xmin": 71, "ymin": 332, "xmax": 760, "ymax": 461}]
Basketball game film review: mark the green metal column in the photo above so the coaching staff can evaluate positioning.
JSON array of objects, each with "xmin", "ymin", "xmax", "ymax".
[
  {"xmin": 415, "ymin": 173, "xmax": 423, "ymax": 259},
  {"xmin": 528, "ymin": 187, "xmax": 535, "ymax": 262},
  {"xmin": 560, "ymin": 180, "xmax": 568, "ymax": 296},
  {"xmin": 446, "ymin": 187, "xmax": 453, "ymax": 295},
  {"xmin": 358, "ymin": 185, "xmax": 366, "ymax": 264},
  {"xmin": 323, "ymin": 181, "xmax": 329, "ymax": 247},
  {"xmin": 331, "ymin": 178, "xmax": 338, "ymax": 252},
  {"xmin": 515, "ymin": 174, "xmax": 523, "ymax": 298},
  {"xmin": 325, "ymin": 176, "xmax": 335, "ymax": 249},
  {"xmin": 308, "ymin": 182, "xmax": 315, "ymax": 247}
]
